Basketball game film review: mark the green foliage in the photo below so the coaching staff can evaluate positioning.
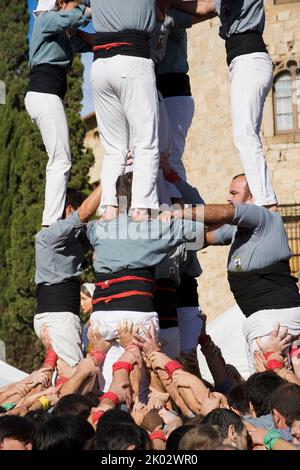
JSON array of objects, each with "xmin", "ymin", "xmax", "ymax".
[{"xmin": 0, "ymin": 1, "xmax": 94, "ymax": 371}]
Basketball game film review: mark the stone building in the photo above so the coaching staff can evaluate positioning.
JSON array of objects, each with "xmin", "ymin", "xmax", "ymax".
[{"xmin": 83, "ymin": 0, "xmax": 300, "ymax": 321}]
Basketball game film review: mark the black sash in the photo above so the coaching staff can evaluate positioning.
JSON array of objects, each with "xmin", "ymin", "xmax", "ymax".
[
  {"xmin": 225, "ymin": 31, "xmax": 268, "ymax": 66},
  {"xmin": 36, "ymin": 279, "xmax": 80, "ymax": 315},
  {"xmin": 28, "ymin": 64, "xmax": 68, "ymax": 100},
  {"xmin": 228, "ymin": 261, "xmax": 300, "ymax": 318},
  {"xmin": 93, "ymin": 30, "xmax": 150, "ymax": 60}
]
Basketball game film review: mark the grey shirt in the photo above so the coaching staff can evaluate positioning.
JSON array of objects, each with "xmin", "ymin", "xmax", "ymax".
[
  {"xmin": 215, "ymin": 203, "xmax": 291, "ymax": 272},
  {"xmin": 86, "ymin": 215, "xmax": 203, "ymax": 274},
  {"xmin": 151, "ymin": 10, "xmax": 193, "ymax": 75},
  {"xmin": 35, "ymin": 211, "xmax": 87, "ymax": 285},
  {"xmin": 29, "ymin": 6, "xmax": 90, "ymax": 69},
  {"xmin": 89, "ymin": 0, "xmax": 157, "ymax": 33},
  {"xmin": 214, "ymin": 0, "xmax": 265, "ymax": 40}
]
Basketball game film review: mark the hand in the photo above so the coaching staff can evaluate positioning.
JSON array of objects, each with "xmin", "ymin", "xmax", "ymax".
[
  {"xmin": 117, "ymin": 321, "xmax": 140, "ymax": 349},
  {"xmin": 23, "ymin": 368, "xmax": 52, "ymax": 389},
  {"xmin": 256, "ymin": 323, "xmax": 292, "ymax": 355},
  {"xmin": 133, "ymin": 322, "xmax": 160, "ymax": 357},
  {"xmin": 148, "ymin": 351, "xmax": 171, "ymax": 371},
  {"xmin": 291, "ymin": 338, "xmax": 300, "ymax": 379},
  {"xmin": 126, "ymin": 150, "xmax": 134, "ymax": 167},
  {"xmin": 75, "ymin": 356, "xmax": 99, "ymax": 378},
  {"xmin": 40, "ymin": 326, "xmax": 53, "ymax": 351},
  {"xmin": 8, "ymin": 382, "xmax": 30, "ymax": 399},
  {"xmin": 88, "ymin": 325, "xmax": 112, "ymax": 353},
  {"xmin": 158, "ymin": 211, "xmax": 172, "ymax": 223},
  {"xmin": 172, "ymin": 369, "xmax": 197, "ymax": 390},
  {"xmin": 147, "ymin": 389, "xmax": 169, "ymax": 410},
  {"xmin": 198, "ymin": 389, "xmax": 222, "ymax": 416},
  {"xmin": 56, "ymin": 358, "xmax": 76, "ymax": 379},
  {"xmin": 109, "ymin": 384, "xmax": 132, "ymax": 410},
  {"xmin": 253, "ymin": 351, "xmax": 267, "ymax": 373},
  {"xmin": 131, "ymin": 401, "xmax": 149, "ymax": 426},
  {"xmin": 158, "ymin": 408, "xmax": 182, "ymax": 431}
]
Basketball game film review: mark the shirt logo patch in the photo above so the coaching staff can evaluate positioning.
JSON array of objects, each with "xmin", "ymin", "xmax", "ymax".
[{"xmin": 234, "ymin": 256, "xmax": 243, "ymax": 272}]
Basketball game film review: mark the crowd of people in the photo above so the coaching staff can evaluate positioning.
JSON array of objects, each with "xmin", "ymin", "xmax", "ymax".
[{"xmin": 1, "ymin": 0, "xmax": 300, "ymax": 452}]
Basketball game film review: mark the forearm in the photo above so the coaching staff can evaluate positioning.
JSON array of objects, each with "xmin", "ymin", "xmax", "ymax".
[
  {"xmin": 272, "ymin": 439, "xmax": 300, "ymax": 451},
  {"xmin": 78, "ymin": 184, "xmax": 101, "ymax": 222},
  {"xmin": 59, "ymin": 371, "xmax": 89, "ymax": 397},
  {"xmin": 171, "ymin": 0, "xmax": 216, "ymax": 16},
  {"xmin": 156, "ymin": 370, "xmax": 192, "ymax": 417}
]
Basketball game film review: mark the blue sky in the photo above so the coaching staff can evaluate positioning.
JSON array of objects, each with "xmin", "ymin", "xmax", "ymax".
[{"xmin": 27, "ymin": 0, "xmax": 94, "ymax": 116}]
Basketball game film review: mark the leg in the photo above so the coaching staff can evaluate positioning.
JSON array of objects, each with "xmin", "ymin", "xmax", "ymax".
[
  {"xmin": 230, "ymin": 52, "xmax": 277, "ymax": 206},
  {"xmin": 90, "ymin": 59, "xmax": 129, "ymax": 209},
  {"xmin": 25, "ymin": 92, "xmax": 71, "ymax": 225},
  {"xmin": 164, "ymin": 95, "xmax": 195, "ymax": 182},
  {"xmin": 34, "ymin": 312, "xmax": 83, "ymax": 367},
  {"xmin": 118, "ymin": 56, "xmax": 160, "ymax": 210},
  {"xmin": 177, "ymin": 306, "xmax": 203, "ymax": 354}
]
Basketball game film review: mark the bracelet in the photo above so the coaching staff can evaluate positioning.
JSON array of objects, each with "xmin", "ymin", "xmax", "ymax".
[
  {"xmin": 263, "ymin": 430, "xmax": 282, "ymax": 450},
  {"xmin": 39, "ymin": 395, "xmax": 50, "ymax": 411},
  {"xmin": 112, "ymin": 361, "xmax": 133, "ymax": 373},
  {"xmin": 89, "ymin": 348, "xmax": 106, "ymax": 365},
  {"xmin": 264, "ymin": 351, "xmax": 274, "ymax": 361},
  {"xmin": 42, "ymin": 349, "xmax": 58, "ymax": 369},
  {"xmin": 266, "ymin": 359, "xmax": 284, "ymax": 370},
  {"xmin": 91, "ymin": 410, "xmax": 104, "ymax": 425},
  {"xmin": 149, "ymin": 431, "xmax": 167, "ymax": 442},
  {"xmin": 1, "ymin": 402, "xmax": 15, "ymax": 411},
  {"xmin": 99, "ymin": 391, "xmax": 119, "ymax": 406},
  {"xmin": 164, "ymin": 360, "xmax": 183, "ymax": 378}
]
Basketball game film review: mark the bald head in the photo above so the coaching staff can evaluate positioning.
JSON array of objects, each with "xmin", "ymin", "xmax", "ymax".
[{"xmin": 227, "ymin": 174, "xmax": 253, "ymax": 204}]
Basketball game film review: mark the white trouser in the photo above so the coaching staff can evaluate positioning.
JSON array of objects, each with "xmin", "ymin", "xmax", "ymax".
[
  {"xmin": 91, "ymin": 56, "xmax": 159, "ymax": 210},
  {"xmin": 159, "ymin": 327, "xmax": 180, "ymax": 359},
  {"xmin": 164, "ymin": 96, "xmax": 195, "ymax": 182},
  {"xmin": 229, "ymin": 52, "xmax": 277, "ymax": 206},
  {"xmin": 243, "ymin": 306, "xmax": 300, "ymax": 372},
  {"xmin": 34, "ymin": 312, "xmax": 83, "ymax": 368},
  {"xmin": 25, "ymin": 92, "xmax": 71, "ymax": 225}
]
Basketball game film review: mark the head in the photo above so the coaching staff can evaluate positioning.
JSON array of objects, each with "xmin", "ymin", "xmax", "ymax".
[
  {"xmin": 227, "ymin": 383, "xmax": 250, "ymax": 416},
  {"xmin": 96, "ymin": 422, "xmax": 151, "ymax": 450},
  {"xmin": 291, "ymin": 419, "xmax": 300, "ymax": 445},
  {"xmin": 141, "ymin": 410, "xmax": 164, "ymax": 433},
  {"xmin": 244, "ymin": 371, "xmax": 285, "ymax": 418},
  {"xmin": 52, "ymin": 394, "xmax": 94, "ymax": 421},
  {"xmin": 55, "ymin": 0, "xmax": 80, "ymax": 11},
  {"xmin": 62, "ymin": 188, "xmax": 84, "ymax": 219},
  {"xmin": 178, "ymin": 424, "xmax": 223, "ymax": 451},
  {"xmin": 115, "ymin": 172, "xmax": 133, "ymax": 214},
  {"xmin": 270, "ymin": 383, "xmax": 300, "ymax": 431},
  {"xmin": 32, "ymin": 415, "xmax": 95, "ymax": 450},
  {"xmin": 227, "ymin": 174, "xmax": 253, "ymax": 204},
  {"xmin": 0, "ymin": 416, "xmax": 35, "ymax": 450},
  {"xmin": 80, "ymin": 283, "xmax": 95, "ymax": 316},
  {"xmin": 26, "ymin": 410, "xmax": 51, "ymax": 431},
  {"xmin": 166, "ymin": 425, "xmax": 193, "ymax": 451},
  {"xmin": 203, "ymin": 409, "xmax": 249, "ymax": 450}
]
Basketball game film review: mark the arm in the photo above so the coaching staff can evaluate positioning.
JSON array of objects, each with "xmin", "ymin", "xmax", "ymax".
[
  {"xmin": 78, "ymin": 184, "xmax": 101, "ymax": 223},
  {"xmin": 40, "ymin": 6, "xmax": 91, "ymax": 35},
  {"xmin": 70, "ymin": 31, "xmax": 96, "ymax": 53},
  {"xmin": 175, "ymin": 204, "xmax": 235, "ymax": 225},
  {"xmin": 170, "ymin": 0, "xmax": 216, "ymax": 17}
]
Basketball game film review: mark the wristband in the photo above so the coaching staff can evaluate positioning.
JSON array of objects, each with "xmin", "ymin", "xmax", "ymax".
[
  {"xmin": 99, "ymin": 391, "xmax": 119, "ymax": 406},
  {"xmin": 149, "ymin": 430, "xmax": 167, "ymax": 442},
  {"xmin": 1, "ymin": 402, "xmax": 15, "ymax": 411},
  {"xmin": 42, "ymin": 349, "xmax": 58, "ymax": 369},
  {"xmin": 264, "ymin": 351, "xmax": 274, "ymax": 361},
  {"xmin": 164, "ymin": 360, "xmax": 183, "ymax": 378},
  {"xmin": 91, "ymin": 410, "xmax": 104, "ymax": 425},
  {"xmin": 112, "ymin": 361, "xmax": 133, "ymax": 373},
  {"xmin": 55, "ymin": 376, "xmax": 68, "ymax": 387},
  {"xmin": 89, "ymin": 348, "xmax": 106, "ymax": 365},
  {"xmin": 266, "ymin": 359, "xmax": 284, "ymax": 370},
  {"xmin": 39, "ymin": 395, "xmax": 50, "ymax": 411},
  {"xmin": 263, "ymin": 430, "xmax": 282, "ymax": 450}
]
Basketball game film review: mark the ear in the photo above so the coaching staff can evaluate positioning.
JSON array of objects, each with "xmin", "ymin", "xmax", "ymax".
[
  {"xmin": 25, "ymin": 442, "xmax": 32, "ymax": 450},
  {"xmin": 65, "ymin": 204, "xmax": 75, "ymax": 216},
  {"xmin": 228, "ymin": 424, "xmax": 237, "ymax": 443},
  {"xmin": 272, "ymin": 408, "xmax": 280, "ymax": 426},
  {"xmin": 249, "ymin": 401, "xmax": 256, "ymax": 418}
]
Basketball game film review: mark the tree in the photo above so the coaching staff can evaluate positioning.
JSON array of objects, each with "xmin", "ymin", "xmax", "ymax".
[{"xmin": 0, "ymin": 1, "xmax": 94, "ymax": 371}]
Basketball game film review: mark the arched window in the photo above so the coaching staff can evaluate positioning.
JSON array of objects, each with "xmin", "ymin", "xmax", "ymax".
[{"xmin": 273, "ymin": 62, "xmax": 300, "ymax": 134}]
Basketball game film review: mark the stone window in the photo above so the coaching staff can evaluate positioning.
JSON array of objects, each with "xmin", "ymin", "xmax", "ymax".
[
  {"xmin": 273, "ymin": 60, "xmax": 300, "ymax": 135},
  {"xmin": 279, "ymin": 204, "xmax": 300, "ymax": 279}
]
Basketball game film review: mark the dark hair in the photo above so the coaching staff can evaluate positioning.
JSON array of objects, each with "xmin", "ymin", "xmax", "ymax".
[
  {"xmin": 115, "ymin": 172, "xmax": 133, "ymax": 213},
  {"xmin": 0, "ymin": 415, "xmax": 35, "ymax": 444},
  {"xmin": 166, "ymin": 425, "xmax": 193, "ymax": 451},
  {"xmin": 244, "ymin": 371, "xmax": 285, "ymax": 417},
  {"xmin": 178, "ymin": 424, "xmax": 223, "ymax": 450},
  {"xmin": 32, "ymin": 415, "xmax": 95, "ymax": 450},
  {"xmin": 203, "ymin": 409, "xmax": 245, "ymax": 439},
  {"xmin": 55, "ymin": 0, "xmax": 80, "ymax": 8},
  {"xmin": 227, "ymin": 383, "xmax": 250, "ymax": 415},
  {"xmin": 232, "ymin": 173, "xmax": 246, "ymax": 180},
  {"xmin": 26, "ymin": 410, "xmax": 51, "ymax": 430},
  {"xmin": 96, "ymin": 422, "xmax": 151, "ymax": 450},
  {"xmin": 270, "ymin": 383, "xmax": 300, "ymax": 427},
  {"xmin": 96, "ymin": 408, "xmax": 134, "ymax": 448},
  {"xmin": 62, "ymin": 188, "xmax": 84, "ymax": 218},
  {"xmin": 84, "ymin": 391, "xmax": 103, "ymax": 407},
  {"xmin": 52, "ymin": 394, "xmax": 94, "ymax": 420}
]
